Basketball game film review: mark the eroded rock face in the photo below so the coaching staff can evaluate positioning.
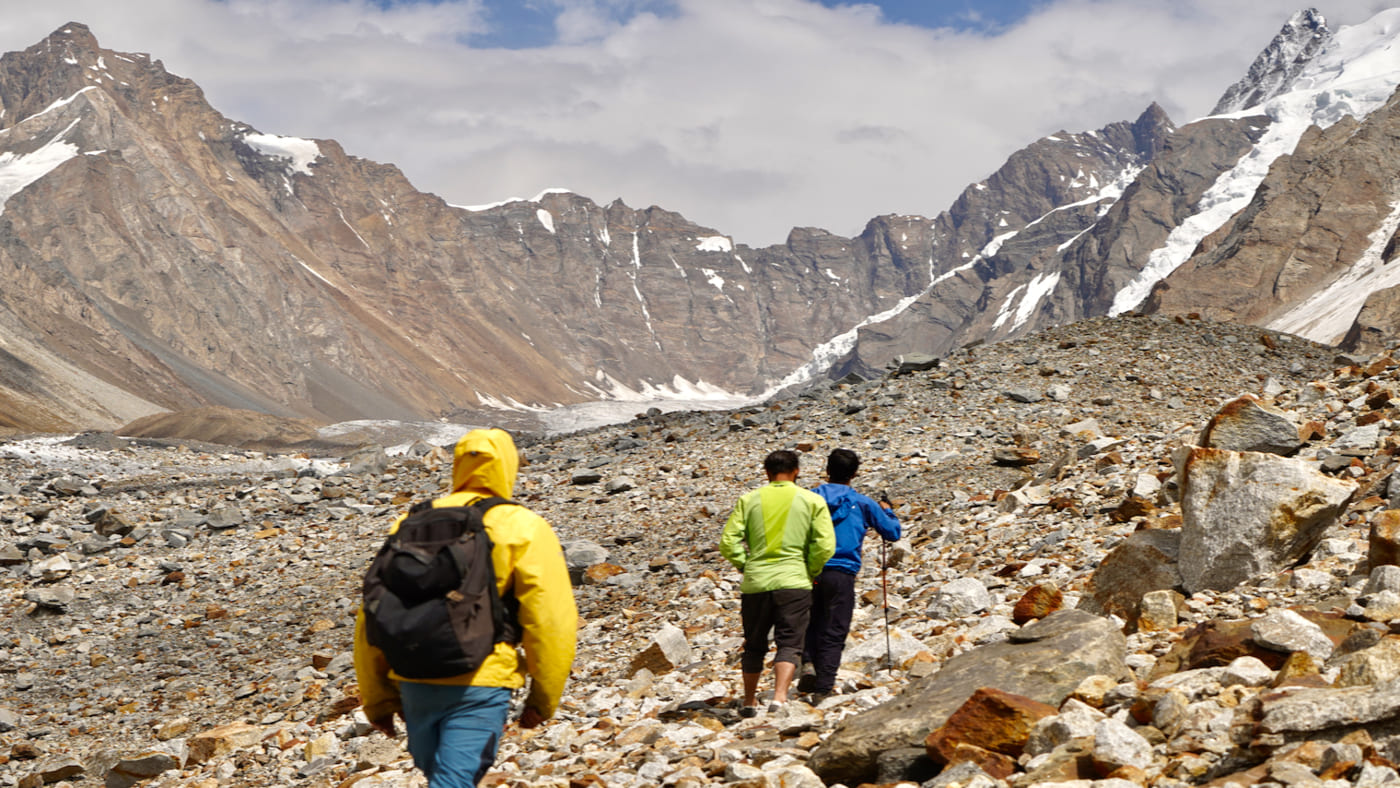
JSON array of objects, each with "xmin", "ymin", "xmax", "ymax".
[
  {"xmin": 1178, "ymin": 448, "xmax": 1356, "ymax": 593},
  {"xmin": 1147, "ymin": 84, "xmax": 1400, "ymax": 344}
]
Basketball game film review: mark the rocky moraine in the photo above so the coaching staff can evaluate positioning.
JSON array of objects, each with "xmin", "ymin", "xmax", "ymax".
[{"xmin": 10, "ymin": 315, "xmax": 1400, "ymax": 788}]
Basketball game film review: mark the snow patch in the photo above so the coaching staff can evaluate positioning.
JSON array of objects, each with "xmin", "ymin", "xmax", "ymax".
[
  {"xmin": 0, "ymin": 119, "xmax": 83, "ymax": 215},
  {"xmin": 696, "ymin": 235, "xmax": 732, "ymax": 252},
  {"xmin": 537, "ymin": 208, "xmax": 555, "ymax": 234},
  {"xmin": 243, "ymin": 132, "xmax": 321, "ymax": 176},
  {"xmin": 701, "ymin": 268, "xmax": 725, "ymax": 291},
  {"xmin": 453, "ymin": 187, "xmax": 572, "ymax": 212}
]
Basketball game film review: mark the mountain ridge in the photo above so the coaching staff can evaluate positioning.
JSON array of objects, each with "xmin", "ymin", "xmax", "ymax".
[{"xmin": 5, "ymin": 12, "xmax": 1400, "ymax": 436}]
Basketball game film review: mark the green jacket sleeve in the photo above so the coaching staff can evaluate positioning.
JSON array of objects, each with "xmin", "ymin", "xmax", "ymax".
[
  {"xmin": 719, "ymin": 497, "xmax": 748, "ymax": 572},
  {"xmin": 806, "ymin": 498, "xmax": 836, "ymax": 579}
]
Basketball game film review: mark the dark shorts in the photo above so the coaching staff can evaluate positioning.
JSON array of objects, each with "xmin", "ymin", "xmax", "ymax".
[{"xmin": 740, "ymin": 587, "xmax": 812, "ymax": 673}]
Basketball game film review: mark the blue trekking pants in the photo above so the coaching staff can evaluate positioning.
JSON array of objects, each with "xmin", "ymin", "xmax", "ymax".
[{"xmin": 399, "ymin": 683, "xmax": 512, "ymax": 787}]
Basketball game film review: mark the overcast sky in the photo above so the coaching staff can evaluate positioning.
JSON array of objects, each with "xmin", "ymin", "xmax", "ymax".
[{"xmin": 0, "ymin": 1, "xmax": 1393, "ymax": 247}]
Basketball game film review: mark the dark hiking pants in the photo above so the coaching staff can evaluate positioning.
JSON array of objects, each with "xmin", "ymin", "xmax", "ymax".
[{"xmin": 803, "ymin": 568, "xmax": 856, "ymax": 693}]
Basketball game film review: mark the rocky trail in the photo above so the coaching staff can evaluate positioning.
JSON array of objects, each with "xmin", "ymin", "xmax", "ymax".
[{"xmin": 9, "ymin": 314, "xmax": 1400, "ymax": 787}]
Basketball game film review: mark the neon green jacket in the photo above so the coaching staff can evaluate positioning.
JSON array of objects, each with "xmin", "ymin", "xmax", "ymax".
[
  {"xmin": 354, "ymin": 429, "xmax": 578, "ymax": 723},
  {"xmin": 720, "ymin": 480, "xmax": 835, "ymax": 593}
]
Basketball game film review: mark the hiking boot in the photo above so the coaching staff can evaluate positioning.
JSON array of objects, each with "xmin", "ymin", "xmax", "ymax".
[
  {"xmin": 796, "ymin": 666, "xmax": 817, "ymax": 693},
  {"xmin": 739, "ymin": 705, "xmax": 758, "ymax": 719}
]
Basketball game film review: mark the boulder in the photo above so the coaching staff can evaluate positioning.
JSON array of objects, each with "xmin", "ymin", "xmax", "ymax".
[
  {"xmin": 807, "ymin": 610, "xmax": 1127, "ymax": 786},
  {"xmin": 1250, "ymin": 608, "xmax": 1335, "ymax": 661},
  {"xmin": 186, "ymin": 722, "xmax": 265, "ymax": 765},
  {"xmin": 1079, "ymin": 528, "xmax": 1182, "ymax": 627},
  {"xmin": 1199, "ymin": 394, "xmax": 1301, "ymax": 455},
  {"xmin": 927, "ymin": 577, "xmax": 991, "ymax": 619},
  {"xmin": 1178, "ymin": 448, "xmax": 1356, "ymax": 593}
]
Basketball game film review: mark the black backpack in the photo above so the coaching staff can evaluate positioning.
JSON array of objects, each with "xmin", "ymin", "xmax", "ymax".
[{"xmin": 362, "ymin": 497, "xmax": 520, "ymax": 679}]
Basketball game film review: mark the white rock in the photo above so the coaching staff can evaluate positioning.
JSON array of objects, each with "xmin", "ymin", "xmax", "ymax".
[
  {"xmin": 926, "ymin": 577, "xmax": 990, "ymax": 619},
  {"xmin": 1221, "ymin": 656, "xmax": 1275, "ymax": 688},
  {"xmin": 1251, "ymin": 609, "xmax": 1334, "ymax": 661},
  {"xmin": 1092, "ymin": 717, "xmax": 1153, "ymax": 771}
]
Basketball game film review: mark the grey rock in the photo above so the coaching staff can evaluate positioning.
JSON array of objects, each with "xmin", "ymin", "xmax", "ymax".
[
  {"xmin": 204, "ymin": 506, "xmax": 245, "ymax": 530},
  {"xmin": 562, "ymin": 540, "xmax": 609, "ymax": 570},
  {"xmin": 106, "ymin": 751, "xmax": 180, "ymax": 788},
  {"xmin": 1366, "ymin": 564, "xmax": 1400, "ymax": 595},
  {"xmin": 1199, "ymin": 394, "xmax": 1301, "ymax": 455},
  {"xmin": 344, "ymin": 445, "xmax": 390, "ymax": 476},
  {"xmin": 1250, "ymin": 608, "xmax": 1334, "ymax": 660},
  {"xmin": 604, "ymin": 477, "xmax": 635, "ymax": 494},
  {"xmin": 926, "ymin": 577, "xmax": 990, "ymax": 619},
  {"xmin": 1092, "ymin": 717, "xmax": 1153, "ymax": 772},
  {"xmin": 1004, "ymin": 388, "xmax": 1043, "ymax": 403},
  {"xmin": 24, "ymin": 585, "xmax": 76, "ymax": 611},
  {"xmin": 1178, "ymin": 448, "xmax": 1355, "ymax": 593}
]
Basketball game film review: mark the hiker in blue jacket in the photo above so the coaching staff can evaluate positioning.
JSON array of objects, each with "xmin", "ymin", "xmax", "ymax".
[{"xmin": 799, "ymin": 448, "xmax": 901, "ymax": 699}]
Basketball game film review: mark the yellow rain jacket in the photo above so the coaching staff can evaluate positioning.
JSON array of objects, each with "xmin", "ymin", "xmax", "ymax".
[{"xmin": 354, "ymin": 429, "xmax": 578, "ymax": 723}]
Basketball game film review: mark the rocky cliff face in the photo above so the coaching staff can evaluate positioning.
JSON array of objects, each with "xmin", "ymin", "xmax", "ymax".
[{"xmin": 1143, "ymin": 90, "xmax": 1400, "ymax": 335}]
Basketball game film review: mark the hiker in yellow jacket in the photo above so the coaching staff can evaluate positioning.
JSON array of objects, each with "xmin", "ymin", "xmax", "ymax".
[
  {"xmin": 720, "ymin": 449, "xmax": 835, "ymax": 717},
  {"xmin": 354, "ymin": 429, "xmax": 577, "ymax": 787}
]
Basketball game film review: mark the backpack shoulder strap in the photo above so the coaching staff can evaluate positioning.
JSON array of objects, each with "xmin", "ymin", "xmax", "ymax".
[{"xmin": 471, "ymin": 496, "xmax": 516, "ymax": 514}]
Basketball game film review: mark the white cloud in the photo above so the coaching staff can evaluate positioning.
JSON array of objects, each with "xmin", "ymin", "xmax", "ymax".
[{"xmin": 0, "ymin": 0, "xmax": 1392, "ymax": 246}]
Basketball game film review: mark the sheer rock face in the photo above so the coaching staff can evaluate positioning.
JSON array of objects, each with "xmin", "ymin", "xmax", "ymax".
[{"xmin": 1143, "ymin": 87, "xmax": 1400, "ymax": 339}]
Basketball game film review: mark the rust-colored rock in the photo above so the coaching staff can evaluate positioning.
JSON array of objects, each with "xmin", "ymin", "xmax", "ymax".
[
  {"xmin": 1299, "ymin": 420, "xmax": 1327, "ymax": 441},
  {"xmin": 582, "ymin": 563, "xmax": 626, "ymax": 585},
  {"xmin": 1370, "ymin": 509, "xmax": 1400, "ymax": 568},
  {"xmin": 1012, "ymin": 583, "xmax": 1064, "ymax": 625},
  {"xmin": 924, "ymin": 687, "xmax": 1058, "ymax": 766}
]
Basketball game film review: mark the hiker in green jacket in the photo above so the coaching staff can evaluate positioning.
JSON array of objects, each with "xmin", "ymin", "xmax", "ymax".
[{"xmin": 720, "ymin": 449, "xmax": 836, "ymax": 716}]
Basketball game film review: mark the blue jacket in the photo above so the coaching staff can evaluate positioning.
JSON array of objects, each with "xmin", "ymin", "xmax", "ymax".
[{"xmin": 813, "ymin": 483, "xmax": 901, "ymax": 575}]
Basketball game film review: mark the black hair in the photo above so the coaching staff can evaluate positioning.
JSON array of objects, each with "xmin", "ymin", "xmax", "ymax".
[
  {"xmin": 826, "ymin": 448, "xmax": 859, "ymax": 484},
  {"xmin": 764, "ymin": 449, "xmax": 800, "ymax": 477}
]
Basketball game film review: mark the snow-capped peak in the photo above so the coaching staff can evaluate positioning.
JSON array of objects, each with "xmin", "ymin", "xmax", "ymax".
[
  {"xmin": 1111, "ymin": 7, "xmax": 1400, "ymax": 316},
  {"xmin": 1211, "ymin": 8, "xmax": 1332, "ymax": 115}
]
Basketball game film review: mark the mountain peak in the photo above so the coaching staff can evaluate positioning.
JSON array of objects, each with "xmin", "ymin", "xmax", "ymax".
[
  {"xmin": 39, "ymin": 22, "xmax": 101, "ymax": 55},
  {"xmin": 1211, "ymin": 7, "xmax": 1331, "ymax": 115}
]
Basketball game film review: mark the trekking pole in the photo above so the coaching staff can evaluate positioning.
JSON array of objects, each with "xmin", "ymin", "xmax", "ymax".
[
  {"xmin": 879, "ymin": 489, "xmax": 893, "ymax": 671},
  {"xmin": 881, "ymin": 537, "xmax": 892, "ymax": 671}
]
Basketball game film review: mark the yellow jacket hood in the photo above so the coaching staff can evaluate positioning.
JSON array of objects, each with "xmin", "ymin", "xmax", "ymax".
[{"xmin": 452, "ymin": 428, "xmax": 518, "ymax": 498}]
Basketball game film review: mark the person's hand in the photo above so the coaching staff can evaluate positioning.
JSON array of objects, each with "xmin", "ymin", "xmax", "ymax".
[
  {"xmin": 370, "ymin": 713, "xmax": 398, "ymax": 737},
  {"xmin": 518, "ymin": 706, "xmax": 546, "ymax": 729}
]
